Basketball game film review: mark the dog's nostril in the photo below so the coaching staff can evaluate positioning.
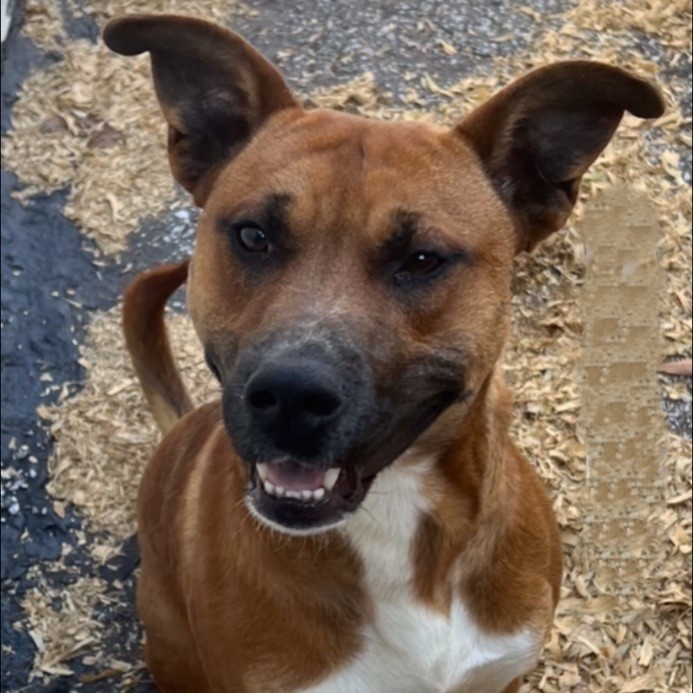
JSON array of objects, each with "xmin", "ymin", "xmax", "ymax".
[
  {"xmin": 248, "ymin": 389, "xmax": 278, "ymax": 411},
  {"xmin": 302, "ymin": 391, "xmax": 342, "ymax": 418}
]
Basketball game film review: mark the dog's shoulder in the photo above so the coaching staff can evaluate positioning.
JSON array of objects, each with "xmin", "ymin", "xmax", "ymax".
[{"xmin": 138, "ymin": 402, "xmax": 224, "ymax": 543}]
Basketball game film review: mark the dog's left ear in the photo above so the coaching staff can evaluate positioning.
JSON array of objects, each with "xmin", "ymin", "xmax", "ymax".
[
  {"xmin": 455, "ymin": 61, "xmax": 665, "ymax": 252},
  {"xmin": 104, "ymin": 15, "xmax": 299, "ymax": 205}
]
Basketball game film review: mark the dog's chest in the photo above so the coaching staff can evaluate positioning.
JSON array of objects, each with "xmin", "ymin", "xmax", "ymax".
[{"xmin": 301, "ymin": 461, "xmax": 539, "ymax": 693}]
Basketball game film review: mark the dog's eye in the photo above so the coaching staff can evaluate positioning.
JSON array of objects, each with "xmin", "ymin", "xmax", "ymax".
[
  {"xmin": 397, "ymin": 251, "xmax": 445, "ymax": 278},
  {"xmin": 237, "ymin": 224, "xmax": 269, "ymax": 253}
]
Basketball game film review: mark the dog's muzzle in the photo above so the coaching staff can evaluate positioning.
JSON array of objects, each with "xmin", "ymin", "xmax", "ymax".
[
  {"xmin": 217, "ymin": 328, "xmax": 464, "ymax": 535},
  {"xmin": 218, "ymin": 331, "xmax": 378, "ymax": 533}
]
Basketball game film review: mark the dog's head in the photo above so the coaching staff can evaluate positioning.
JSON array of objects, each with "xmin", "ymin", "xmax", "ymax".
[{"xmin": 105, "ymin": 15, "xmax": 664, "ymax": 534}]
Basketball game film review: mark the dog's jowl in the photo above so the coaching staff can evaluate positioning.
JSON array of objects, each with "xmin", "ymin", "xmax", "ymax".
[{"xmin": 105, "ymin": 14, "xmax": 664, "ymax": 693}]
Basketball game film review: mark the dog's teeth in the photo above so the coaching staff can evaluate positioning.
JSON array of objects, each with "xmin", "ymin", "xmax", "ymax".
[
  {"xmin": 259, "ymin": 472, "xmax": 331, "ymax": 502},
  {"xmin": 324, "ymin": 468, "xmax": 340, "ymax": 491}
]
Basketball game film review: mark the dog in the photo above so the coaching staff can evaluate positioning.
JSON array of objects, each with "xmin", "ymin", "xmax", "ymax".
[{"xmin": 104, "ymin": 14, "xmax": 664, "ymax": 693}]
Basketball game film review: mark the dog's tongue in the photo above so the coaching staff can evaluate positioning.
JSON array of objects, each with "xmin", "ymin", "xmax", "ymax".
[{"xmin": 264, "ymin": 461, "xmax": 326, "ymax": 491}]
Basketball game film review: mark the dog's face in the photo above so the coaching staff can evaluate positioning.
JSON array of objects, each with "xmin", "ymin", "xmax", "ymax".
[
  {"xmin": 105, "ymin": 15, "xmax": 664, "ymax": 534},
  {"xmin": 190, "ymin": 111, "xmax": 514, "ymax": 532}
]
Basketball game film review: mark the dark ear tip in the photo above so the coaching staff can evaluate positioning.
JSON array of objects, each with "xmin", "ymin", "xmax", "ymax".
[
  {"xmin": 103, "ymin": 14, "xmax": 160, "ymax": 56},
  {"xmin": 564, "ymin": 61, "xmax": 666, "ymax": 120},
  {"xmin": 630, "ymin": 81, "xmax": 666, "ymax": 119}
]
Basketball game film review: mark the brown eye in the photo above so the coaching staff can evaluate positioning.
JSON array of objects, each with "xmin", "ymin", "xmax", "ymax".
[
  {"xmin": 238, "ymin": 225, "xmax": 269, "ymax": 253},
  {"xmin": 398, "ymin": 251, "xmax": 444, "ymax": 277}
]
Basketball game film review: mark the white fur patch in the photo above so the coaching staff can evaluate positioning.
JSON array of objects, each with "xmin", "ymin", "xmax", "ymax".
[{"xmin": 299, "ymin": 458, "xmax": 540, "ymax": 693}]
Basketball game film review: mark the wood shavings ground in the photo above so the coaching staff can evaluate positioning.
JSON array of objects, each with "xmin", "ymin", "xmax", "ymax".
[
  {"xmin": 306, "ymin": 71, "xmax": 436, "ymax": 124},
  {"xmin": 20, "ymin": 0, "xmax": 65, "ymax": 53},
  {"xmin": 658, "ymin": 359, "xmax": 693, "ymax": 376},
  {"xmin": 564, "ymin": 0, "xmax": 692, "ymax": 47},
  {"xmin": 46, "ymin": 308, "xmax": 215, "ymax": 542},
  {"xmin": 3, "ymin": 41, "xmax": 178, "ymax": 256},
  {"xmin": 21, "ymin": 572, "xmax": 108, "ymax": 681}
]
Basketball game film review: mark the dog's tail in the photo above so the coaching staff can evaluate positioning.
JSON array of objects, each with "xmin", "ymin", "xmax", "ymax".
[{"xmin": 122, "ymin": 261, "xmax": 194, "ymax": 436}]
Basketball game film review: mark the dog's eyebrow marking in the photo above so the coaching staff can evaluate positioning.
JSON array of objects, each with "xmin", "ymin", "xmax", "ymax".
[
  {"xmin": 379, "ymin": 209, "xmax": 420, "ymax": 259},
  {"xmin": 223, "ymin": 192, "xmax": 292, "ymax": 226},
  {"xmin": 262, "ymin": 192, "xmax": 293, "ymax": 231},
  {"xmin": 378, "ymin": 208, "xmax": 475, "ymax": 269}
]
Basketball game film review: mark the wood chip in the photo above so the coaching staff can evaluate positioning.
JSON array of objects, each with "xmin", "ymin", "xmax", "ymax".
[{"xmin": 658, "ymin": 359, "xmax": 693, "ymax": 376}]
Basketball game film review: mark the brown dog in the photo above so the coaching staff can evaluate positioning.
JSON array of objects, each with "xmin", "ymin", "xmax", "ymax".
[{"xmin": 105, "ymin": 14, "xmax": 664, "ymax": 693}]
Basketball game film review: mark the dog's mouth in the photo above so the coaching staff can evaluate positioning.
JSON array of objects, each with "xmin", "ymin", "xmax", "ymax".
[
  {"xmin": 245, "ymin": 459, "xmax": 375, "ymax": 535},
  {"xmin": 242, "ymin": 388, "xmax": 463, "ymax": 535},
  {"xmin": 257, "ymin": 460, "xmax": 340, "ymax": 501}
]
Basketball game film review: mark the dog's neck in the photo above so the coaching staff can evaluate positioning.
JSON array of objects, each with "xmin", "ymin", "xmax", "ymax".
[
  {"xmin": 343, "ymin": 366, "xmax": 516, "ymax": 608},
  {"xmin": 459, "ymin": 367, "xmax": 516, "ymax": 516},
  {"xmin": 415, "ymin": 364, "xmax": 515, "ymax": 519}
]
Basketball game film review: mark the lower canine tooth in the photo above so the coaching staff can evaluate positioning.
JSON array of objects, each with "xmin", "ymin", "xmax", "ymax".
[
  {"xmin": 264, "ymin": 480, "xmax": 275, "ymax": 495},
  {"xmin": 324, "ymin": 468, "xmax": 340, "ymax": 490},
  {"xmin": 313, "ymin": 487, "xmax": 325, "ymax": 501}
]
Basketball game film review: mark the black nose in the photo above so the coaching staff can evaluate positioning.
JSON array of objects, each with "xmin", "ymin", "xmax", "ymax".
[{"xmin": 244, "ymin": 358, "xmax": 345, "ymax": 450}]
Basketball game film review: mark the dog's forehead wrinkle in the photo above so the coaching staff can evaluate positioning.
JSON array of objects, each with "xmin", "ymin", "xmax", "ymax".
[{"xmin": 264, "ymin": 115, "xmax": 373, "ymax": 180}]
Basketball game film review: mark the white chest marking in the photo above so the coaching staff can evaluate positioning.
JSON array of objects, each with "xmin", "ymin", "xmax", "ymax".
[{"xmin": 300, "ymin": 459, "xmax": 540, "ymax": 693}]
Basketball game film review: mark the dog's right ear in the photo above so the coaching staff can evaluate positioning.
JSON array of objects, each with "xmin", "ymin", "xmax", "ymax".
[{"xmin": 104, "ymin": 15, "xmax": 299, "ymax": 205}]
